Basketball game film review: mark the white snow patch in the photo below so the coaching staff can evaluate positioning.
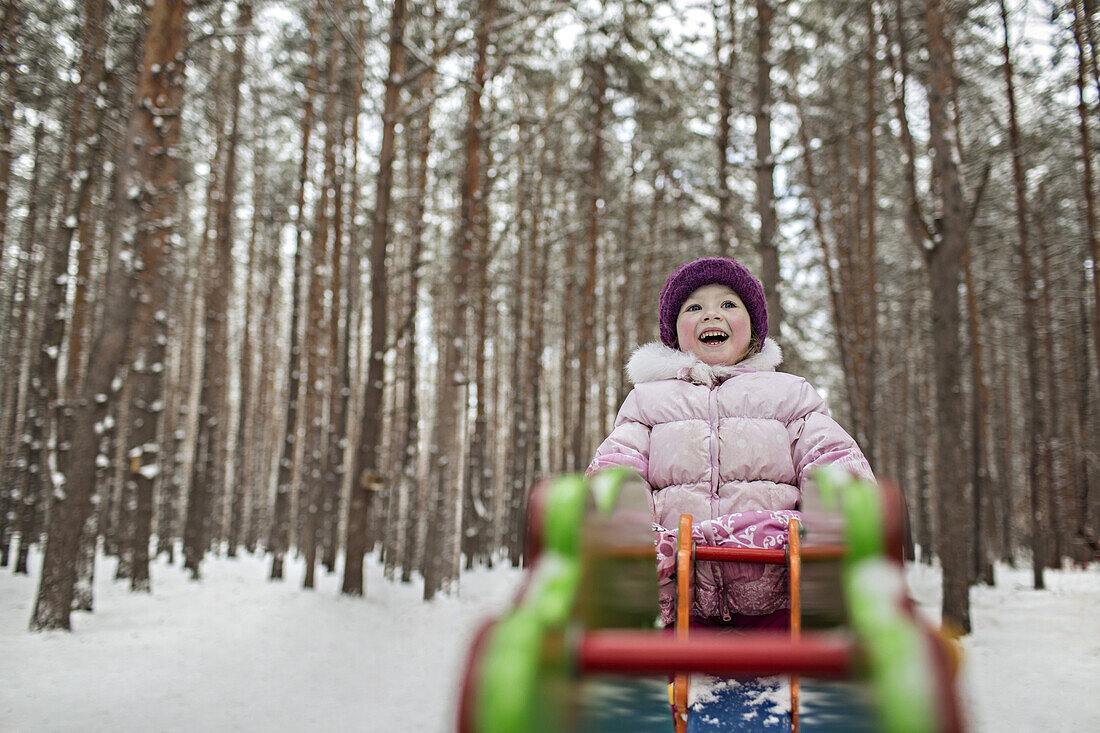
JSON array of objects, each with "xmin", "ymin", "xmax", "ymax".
[
  {"xmin": 0, "ymin": 554, "xmax": 1096, "ymax": 732},
  {"xmin": 1, "ymin": 549, "xmax": 520, "ymax": 732},
  {"xmin": 905, "ymin": 562, "xmax": 1100, "ymax": 733}
]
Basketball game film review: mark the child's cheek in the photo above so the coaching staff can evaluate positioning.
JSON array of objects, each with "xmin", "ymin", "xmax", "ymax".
[
  {"xmin": 732, "ymin": 317, "xmax": 751, "ymax": 343},
  {"xmin": 675, "ymin": 316, "xmax": 695, "ymax": 349}
]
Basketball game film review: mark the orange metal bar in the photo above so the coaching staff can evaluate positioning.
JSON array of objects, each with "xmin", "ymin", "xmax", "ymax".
[
  {"xmin": 670, "ymin": 515, "xmax": 831, "ymax": 732},
  {"xmin": 673, "ymin": 514, "xmax": 693, "ymax": 733},
  {"xmin": 800, "ymin": 545, "xmax": 846, "ymax": 561},
  {"xmin": 789, "ymin": 518, "xmax": 802, "ymax": 732}
]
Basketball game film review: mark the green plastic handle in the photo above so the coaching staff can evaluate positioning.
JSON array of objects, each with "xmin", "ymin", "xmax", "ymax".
[
  {"xmin": 588, "ymin": 466, "xmax": 632, "ymax": 515},
  {"xmin": 543, "ymin": 474, "xmax": 589, "ymax": 557},
  {"xmin": 476, "ymin": 610, "xmax": 545, "ymax": 733},
  {"xmin": 814, "ymin": 465, "xmax": 884, "ymax": 561},
  {"xmin": 845, "ymin": 559, "xmax": 939, "ymax": 733}
]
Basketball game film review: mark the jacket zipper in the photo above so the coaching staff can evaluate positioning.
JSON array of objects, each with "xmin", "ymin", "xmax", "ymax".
[
  {"xmin": 708, "ymin": 384, "xmax": 731, "ymax": 620},
  {"xmin": 708, "ymin": 384, "xmax": 720, "ymax": 518}
]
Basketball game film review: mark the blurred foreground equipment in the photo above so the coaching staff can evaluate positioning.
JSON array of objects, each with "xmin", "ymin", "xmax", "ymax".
[{"xmin": 457, "ymin": 467, "xmax": 964, "ymax": 733}]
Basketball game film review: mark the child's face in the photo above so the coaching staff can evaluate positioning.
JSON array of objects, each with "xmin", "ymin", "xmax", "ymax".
[{"xmin": 675, "ymin": 284, "xmax": 753, "ymax": 366}]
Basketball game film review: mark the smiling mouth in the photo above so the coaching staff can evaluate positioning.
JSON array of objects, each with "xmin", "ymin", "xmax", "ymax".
[{"xmin": 698, "ymin": 329, "xmax": 729, "ymax": 345}]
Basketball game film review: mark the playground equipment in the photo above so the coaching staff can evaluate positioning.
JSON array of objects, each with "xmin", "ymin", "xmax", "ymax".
[{"xmin": 457, "ymin": 467, "xmax": 964, "ymax": 732}]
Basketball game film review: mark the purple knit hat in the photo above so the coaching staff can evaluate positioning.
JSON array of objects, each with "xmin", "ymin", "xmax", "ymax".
[{"xmin": 658, "ymin": 257, "xmax": 769, "ymax": 349}]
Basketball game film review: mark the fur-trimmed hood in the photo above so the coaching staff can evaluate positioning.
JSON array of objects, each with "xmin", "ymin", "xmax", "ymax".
[{"xmin": 626, "ymin": 339, "xmax": 784, "ymax": 387}]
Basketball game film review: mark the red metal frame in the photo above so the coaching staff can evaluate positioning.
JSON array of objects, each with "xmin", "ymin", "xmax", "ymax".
[
  {"xmin": 575, "ymin": 629, "xmax": 853, "ymax": 677},
  {"xmin": 694, "ymin": 544, "xmax": 845, "ymax": 564},
  {"xmin": 695, "ymin": 546, "xmax": 786, "ymax": 563}
]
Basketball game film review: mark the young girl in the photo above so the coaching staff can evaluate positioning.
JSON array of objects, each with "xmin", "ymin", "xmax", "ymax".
[{"xmin": 588, "ymin": 256, "xmax": 874, "ymax": 630}]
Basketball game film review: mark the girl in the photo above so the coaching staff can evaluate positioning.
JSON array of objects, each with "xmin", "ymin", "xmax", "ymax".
[{"xmin": 588, "ymin": 257, "xmax": 874, "ymax": 630}]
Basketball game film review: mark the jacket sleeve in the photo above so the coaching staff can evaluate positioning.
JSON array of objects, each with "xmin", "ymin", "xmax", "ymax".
[
  {"xmin": 586, "ymin": 389, "xmax": 651, "ymax": 481},
  {"xmin": 789, "ymin": 380, "xmax": 875, "ymax": 491}
]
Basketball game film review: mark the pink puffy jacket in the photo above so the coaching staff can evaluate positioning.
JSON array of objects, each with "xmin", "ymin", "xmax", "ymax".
[{"xmin": 588, "ymin": 340, "xmax": 874, "ymax": 624}]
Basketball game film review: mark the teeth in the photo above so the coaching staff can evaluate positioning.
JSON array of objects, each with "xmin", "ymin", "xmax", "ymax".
[{"xmin": 699, "ymin": 330, "xmax": 728, "ymax": 343}]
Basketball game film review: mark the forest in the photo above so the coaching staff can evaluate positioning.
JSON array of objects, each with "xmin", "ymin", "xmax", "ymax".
[{"xmin": 0, "ymin": 0, "xmax": 1096, "ymax": 638}]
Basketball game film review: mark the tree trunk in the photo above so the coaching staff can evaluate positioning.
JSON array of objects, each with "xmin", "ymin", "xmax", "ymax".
[
  {"xmin": 42, "ymin": 0, "xmax": 110, "ymax": 517},
  {"xmin": 521, "ymin": 94, "xmax": 552, "ymax": 558},
  {"xmin": 999, "ymin": 0, "xmax": 1047, "ymax": 589},
  {"xmin": 1, "ymin": 122, "xmax": 40, "ymax": 570},
  {"xmin": 753, "ymin": 0, "xmax": 784, "ymax": 338},
  {"xmin": 397, "ymin": 21, "xmax": 435, "ymax": 581},
  {"xmin": 11, "ymin": 121, "xmax": 47, "ymax": 575},
  {"xmin": 1071, "ymin": 0, "xmax": 1100, "ymax": 388},
  {"xmin": 1035, "ymin": 186, "xmax": 1070, "ymax": 567},
  {"xmin": 505, "ymin": 111, "xmax": 530, "ymax": 564},
  {"xmin": 714, "ymin": 0, "xmax": 736, "ymax": 255},
  {"xmin": 344, "ymin": 0, "xmax": 407, "ymax": 596},
  {"xmin": 573, "ymin": 59, "xmax": 605, "ymax": 471},
  {"xmin": 123, "ymin": 0, "xmax": 189, "ymax": 592},
  {"xmin": 183, "ymin": 19, "xmax": 237, "ymax": 580},
  {"xmin": 0, "ymin": 0, "xmax": 18, "ymax": 266},
  {"xmin": 302, "ymin": 19, "xmax": 343, "ymax": 590},
  {"xmin": 246, "ymin": 121, "xmax": 279, "ymax": 555},
  {"xmin": 0, "ymin": 6, "xmax": 22, "ymax": 475},
  {"xmin": 30, "ymin": 242, "xmax": 136, "ymax": 629},
  {"xmin": 423, "ymin": 0, "xmax": 496, "ymax": 600},
  {"xmin": 222, "ymin": 0, "xmax": 254, "ymax": 560},
  {"xmin": 916, "ymin": 363, "xmax": 935, "ymax": 564},
  {"xmin": 383, "ymin": 105, "xmax": 422, "ymax": 580},
  {"xmin": 859, "ymin": 0, "xmax": 879, "ymax": 466},
  {"xmin": 270, "ymin": 0, "xmax": 322, "ymax": 581},
  {"xmin": 923, "ymin": 0, "xmax": 973, "ymax": 634},
  {"xmin": 161, "ymin": 222, "xmax": 203, "ymax": 564},
  {"xmin": 29, "ymin": 0, "xmax": 187, "ymax": 631},
  {"xmin": 798, "ymin": 115, "xmax": 859, "ymax": 436},
  {"xmin": 464, "ymin": 110, "xmax": 494, "ymax": 567},
  {"xmin": 321, "ymin": 13, "xmax": 361, "ymax": 573},
  {"xmin": 992, "ymin": 354, "xmax": 1016, "ymax": 563},
  {"xmin": 61, "ymin": 0, "xmax": 109, "ymax": 407},
  {"xmin": 962, "ymin": 242, "xmax": 994, "ymax": 585}
]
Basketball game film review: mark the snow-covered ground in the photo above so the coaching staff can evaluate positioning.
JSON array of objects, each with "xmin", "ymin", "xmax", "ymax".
[{"xmin": 1, "ymin": 547, "xmax": 1096, "ymax": 732}]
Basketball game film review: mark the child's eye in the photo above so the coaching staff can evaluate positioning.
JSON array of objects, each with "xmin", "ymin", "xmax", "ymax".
[
  {"xmin": 722, "ymin": 300, "xmax": 737, "ymax": 308},
  {"xmin": 686, "ymin": 304, "xmax": 701, "ymax": 312}
]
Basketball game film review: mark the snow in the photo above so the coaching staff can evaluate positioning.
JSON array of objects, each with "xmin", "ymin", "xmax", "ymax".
[
  {"xmin": 1, "ymin": 550, "xmax": 1097, "ymax": 732},
  {"xmin": 905, "ymin": 561, "xmax": 1100, "ymax": 732},
  {"xmin": 1, "ymin": 549, "xmax": 519, "ymax": 732}
]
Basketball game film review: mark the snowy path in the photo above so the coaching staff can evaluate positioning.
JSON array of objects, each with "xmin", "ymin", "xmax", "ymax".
[
  {"xmin": 1, "ymin": 550, "xmax": 520, "ymax": 733},
  {"xmin": 1, "ymin": 549, "xmax": 1097, "ymax": 732},
  {"xmin": 906, "ymin": 562, "xmax": 1100, "ymax": 732}
]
